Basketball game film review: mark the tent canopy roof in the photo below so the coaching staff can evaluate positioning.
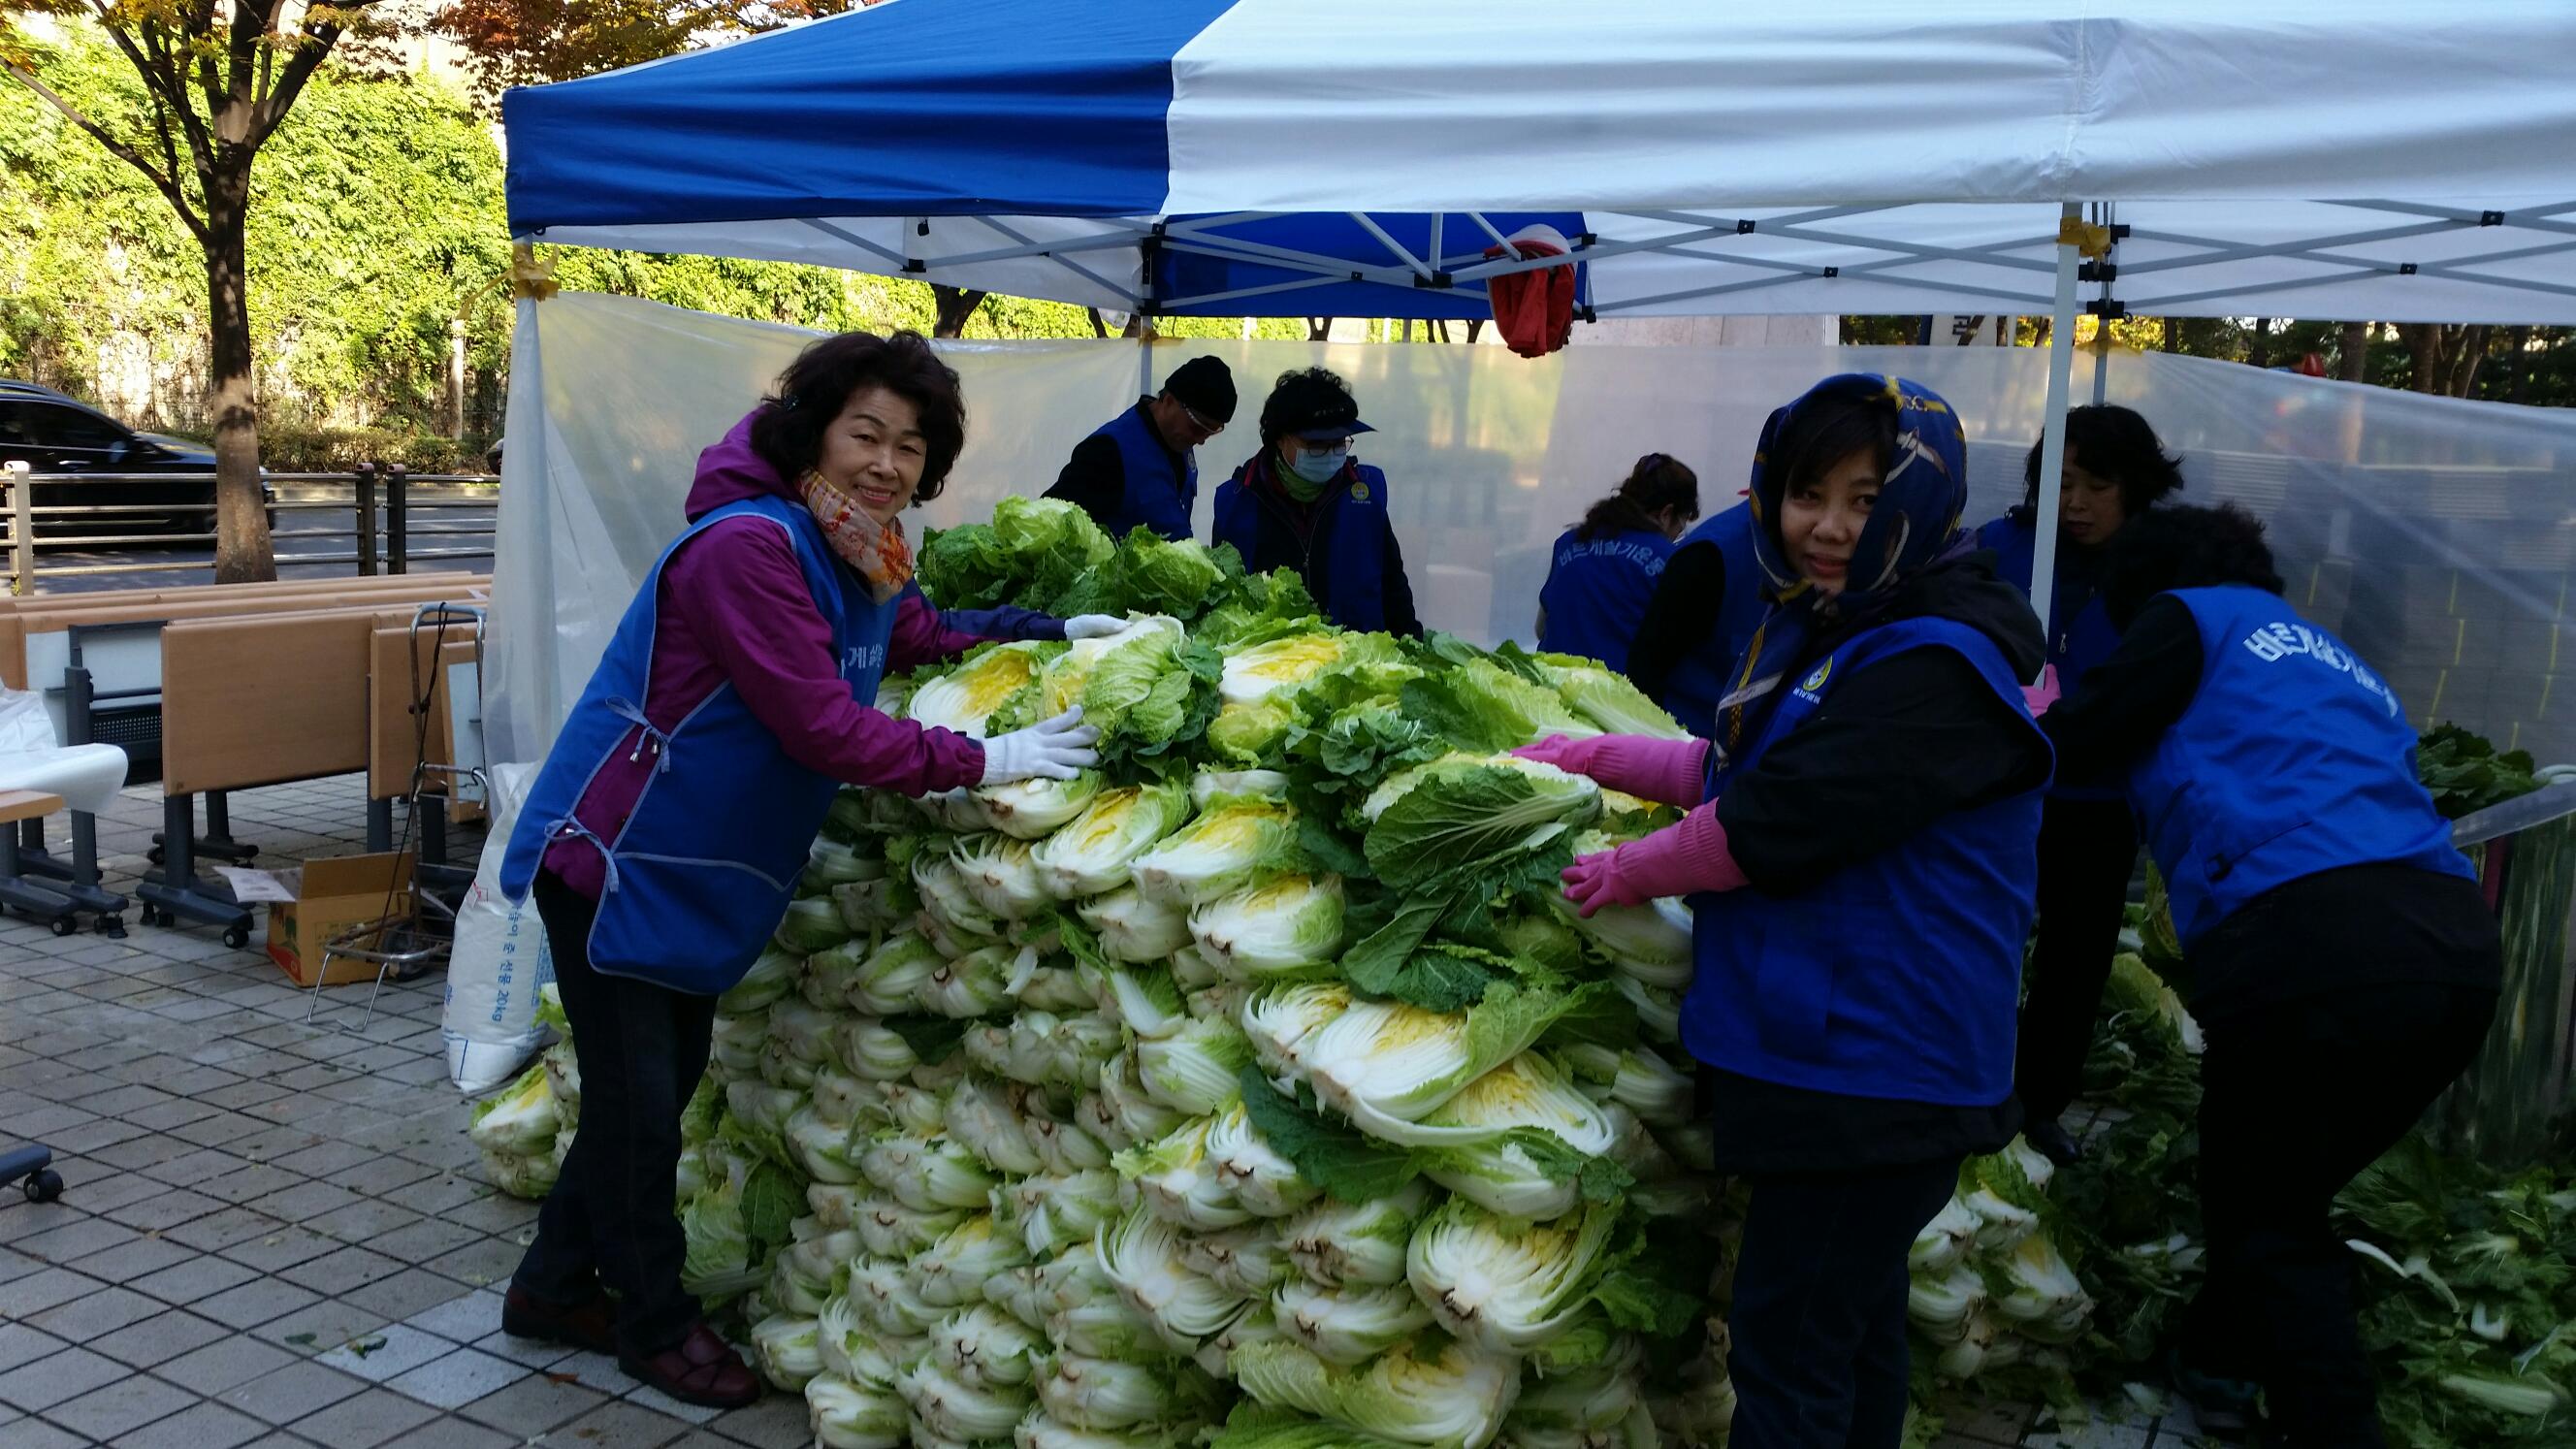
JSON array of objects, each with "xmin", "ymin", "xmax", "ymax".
[{"xmin": 502, "ymin": 0, "xmax": 2576, "ymax": 323}]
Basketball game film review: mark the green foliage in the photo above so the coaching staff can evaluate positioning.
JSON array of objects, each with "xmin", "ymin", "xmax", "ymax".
[{"xmin": 2418, "ymin": 724, "xmax": 2542, "ymax": 821}]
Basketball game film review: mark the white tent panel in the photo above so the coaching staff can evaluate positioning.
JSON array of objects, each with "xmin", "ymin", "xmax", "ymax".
[{"xmin": 490, "ymin": 294, "xmax": 2576, "ymax": 771}]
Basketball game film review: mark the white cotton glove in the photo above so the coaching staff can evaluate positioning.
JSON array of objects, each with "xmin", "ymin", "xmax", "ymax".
[
  {"xmin": 981, "ymin": 708, "xmax": 1101, "ymax": 785},
  {"xmin": 1062, "ymin": 615, "xmax": 1129, "ymax": 642}
]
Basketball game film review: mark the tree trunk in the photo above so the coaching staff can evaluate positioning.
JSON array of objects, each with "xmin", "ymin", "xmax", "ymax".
[
  {"xmin": 1306, "ymin": 317, "xmax": 1335, "ymax": 342},
  {"xmin": 2397, "ymin": 324, "xmax": 2444, "ymax": 393},
  {"xmin": 2247, "ymin": 317, "xmax": 2273, "ymax": 370},
  {"xmin": 1086, "ymin": 308, "xmax": 1109, "ymax": 338},
  {"xmin": 2446, "ymin": 324, "xmax": 2492, "ymax": 398},
  {"xmin": 1465, "ymin": 318, "xmax": 1485, "ymax": 345},
  {"xmin": 2163, "ymin": 316, "xmax": 2184, "ymax": 353},
  {"xmin": 2510, "ymin": 326, "xmax": 2537, "ymax": 403},
  {"xmin": 930, "ymin": 285, "xmax": 987, "ymax": 338},
  {"xmin": 2335, "ymin": 322, "xmax": 2370, "ymax": 382},
  {"xmin": 204, "ymin": 178, "xmax": 275, "ymax": 585}
]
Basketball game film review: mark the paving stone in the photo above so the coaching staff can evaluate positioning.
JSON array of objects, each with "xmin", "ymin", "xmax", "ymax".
[
  {"xmin": 404, "ymin": 1290, "xmax": 503, "ymax": 1344},
  {"xmin": 40, "ymin": 1114, "xmax": 152, "ymax": 1155},
  {"xmin": 0, "ymin": 1202, "xmax": 80, "ymax": 1245},
  {"xmin": 73, "ymin": 1081, "xmax": 178, "ymax": 1117},
  {"xmin": 5, "ymin": 1104, "xmax": 95, "ymax": 1139},
  {"xmin": 158, "ymin": 1334, "xmax": 302, "ymax": 1396},
  {"xmin": 250, "ymin": 1298, "xmax": 389, "ymax": 1357},
  {"xmin": 220, "ymin": 1225, "xmax": 345, "ymax": 1274},
  {"xmin": 390, "ymin": 1174, "xmax": 488, "ymax": 1217},
  {"xmin": 342, "ymin": 1269, "xmax": 477, "ymax": 1324},
  {"xmin": 284, "ymin": 1386, "xmax": 439, "ymax": 1448},
  {"xmin": 14, "ymin": 1215, "xmax": 143, "ymax": 1265},
  {"xmin": 64, "ymin": 1232, "xmax": 200, "ymax": 1287},
  {"xmin": 0, "ymin": 1417, "xmax": 83, "ymax": 1449},
  {"xmin": 471, "ymin": 1328, "xmax": 575, "ymax": 1371},
  {"xmin": 306, "ymin": 1198, "xmax": 425, "ymax": 1244},
  {"xmin": 195, "ymin": 1276, "xmax": 327, "ymax": 1331},
  {"xmin": 626, "ymin": 1382, "xmax": 724, "ymax": 1425},
  {"xmin": 380, "ymin": 1418, "xmax": 516, "ymax": 1449},
  {"xmin": 273, "ymin": 1141, "xmax": 379, "ymax": 1178},
  {"xmin": 0, "ymin": 1343, "xmax": 123, "ymax": 1412},
  {"xmin": 131, "ymin": 1252, "xmax": 263, "ymax": 1304},
  {"xmin": 423, "ymin": 1236, "xmax": 525, "ymax": 1290},
  {"xmin": 85, "ymin": 1307, "xmax": 233, "ymax": 1368},
  {"xmin": 113, "ymin": 1399, "xmax": 271, "ymax": 1449},
  {"xmin": 709, "ymin": 1394, "xmax": 811, "ymax": 1449},
  {"xmin": 126, "ymin": 1095, "xmax": 224, "ymax": 1131},
  {"xmin": 283, "ymin": 1243, "xmax": 408, "ymax": 1296},
  {"xmin": 318, "ymin": 1324, "xmax": 457, "ymax": 1383},
  {"xmin": 42, "ymin": 1167, "xmax": 167, "ymax": 1215},
  {"xmin": 326, "ymin": 1155, "xmax": 442, "ymax": 1199},
  {"xmin": 383, "ymin": 1347, "xmax": 531, "ymax": 1410},
  {"xmin": 27, "ymin": 1283, "xmax": 165, "ymax": 1344},
  {"xmin": 169, "ymin": 1112, "xmax": 273, "ymax": 1148},
  {"xmin": 578, "ymin": 1396, "xmax": 722, "ymax": 1448},
  {"xmin": 250, "ymin": 1180, "xmax": 367, "ymax": 1223},
  {"xmin": 219, "ymin": 1358, "xmax": 370, "ymax": 1424},
  {"xmin": 0, "ymin": 1244, "xmax": 40, "ymax": 1283},
  {"xmin": 0, "ymin": 1323, "xmax": 68, "ymax": 1375},
  {"xmin": 367, "ymin": 1216, "xmax": 483, "ymax": 1266},
  {"xmin": 151, "ymin": 1145, "xmax": 259, "ymax": 1186},
  {"xmin": 3, "ymin": 1266, "xmax": 107, "ymax": 1315},
  {"xmin": 168, "ymin": 1206, "xmax": 296, "ymax": 1252},
  {"xmin": 103, "ymin": 1185, "xmax": 227, "ymax": 1232},
  {"xmin": 33, "ymin": 1362, "xmax": 194, "ymax": 1437},
  {"xmin": 201, "ymin": 1163, "xmax": 306, "ymax": 1205}
]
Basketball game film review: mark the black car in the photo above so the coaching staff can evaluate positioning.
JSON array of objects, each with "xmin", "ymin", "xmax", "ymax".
[{"xmin": 0, "ymin": 380, "xmax": 273, "ymax": 536}]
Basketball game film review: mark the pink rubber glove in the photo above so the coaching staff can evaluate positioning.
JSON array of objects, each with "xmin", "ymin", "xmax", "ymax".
[
  {"xmin": 1515, "ymin": 734, "xmax": 1713, "ymax": 809},
  {"xmin": 1560, "ymin": 803, "xmax": 1749, "ymax": 916},
  {"xmin": 2021, "ymin": 663, "xmax": 2061, "ymax": 719}
]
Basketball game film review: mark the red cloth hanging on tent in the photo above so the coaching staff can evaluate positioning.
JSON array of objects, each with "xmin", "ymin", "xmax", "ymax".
[{"xmin": 1485, "ymin": 224, "xmax": 1576, "ymax": 359}]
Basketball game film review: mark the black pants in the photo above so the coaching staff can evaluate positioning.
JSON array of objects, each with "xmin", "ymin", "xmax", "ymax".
[
  {"xmin": 2186, "ymin": 983, "xmax": 2496, "ymax": 1447},
  {"xmin": 2013, "ymin": 794, "xmax": 2140, "ymax": 1125},
  {"xmin": 1727, "ymin": 1157, "xmax": 1963, "ymax": 1449},
  {"xmin": 514, "ymin": 870, "xmax": 720, "ymax": 1359}
]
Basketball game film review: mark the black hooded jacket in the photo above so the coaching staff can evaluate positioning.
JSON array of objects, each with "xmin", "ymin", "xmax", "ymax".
[{"xmin": 1702, "ymin": 550, "xmax": 2055, "ymax": 1175}]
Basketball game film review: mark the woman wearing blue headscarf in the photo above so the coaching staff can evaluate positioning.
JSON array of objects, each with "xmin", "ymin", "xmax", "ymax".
[{"xmin": 1521, "ymin": 375, "xmax": 2053, "ymax": 1447}]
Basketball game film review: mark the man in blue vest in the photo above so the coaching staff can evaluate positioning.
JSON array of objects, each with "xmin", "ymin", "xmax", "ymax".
[
  {"xmin": 1210, "ymin": 366, "xmax": 1422, "ymax": 635},
  {"xmin": 2043, "ymin": 502, "xmax": 2500, "ymax": 1448},
  {"xmin": 1044, "ymin": 356, "xmax": 1236, "ymax": 541}
]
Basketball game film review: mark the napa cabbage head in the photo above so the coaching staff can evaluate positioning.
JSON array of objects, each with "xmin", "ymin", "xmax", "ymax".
[
  {"xmin": 1208, "ymin": 698, "xmax": 1297, "ymax": 766},
  {"xmin": 1229, "ymin": 1334, "xmax": 1522, "ymax": 1449},
  {"xmin": 1239, "ymin": 982, "xmax": 1357, "ymax": 1085},
  {"xmin": 1219, "ymin": 630, "xmax": 1390, "ymax": 707},
  {"xmin": 909, "ymin": 641, "xmax": 1058, "ymax": 738},
  {"xmin": 1283, "ymin": 1184, "xmax": 1435, "ymax": 1290},
  {"xmin": 1272, "ymin": 1279, "xmax": 1434, "ymax": 1368},
  {"xmin": 1532, "ymin": 656, "xmax": 1691, "ymax": 739},
  {"xmin": 976, "ymin": 773, "xmax": 1104, "ymax": 843},
  {"xmin": 1191, "ymin": 874, "xmax": 1345, "ymax": 981},
  {"xmin": 1096, "ymin": 1204, "xmax": 1256, "ymax": 1353},
  {"xmin": 1300, "ymin": 981, "xmax": 1612, "ymax": 1124},
  {"xmin": 1405, "ymin": 1196, "xmax": 1621, "ymax": 1355},
  {"xmin": 1132, "ymin": 797, "xmax": 1303, "ymax": 907},
  {"xmin": 1361, "ymin": 754, "xmax": 1602, "ymax": 891},
  {"xmin": 750, "ymin": 1313, "xmax": 823, "ymax": 1391},
  {"xmin": 955, "ymin": 833, "xmax": 1053, "ymax": 920},
  {"xmin": 1079, "ymin": 886, "xmax": 1195, "ymax": 967},
  {"xmin": 1034, "ymin": 781, "xmax": 1194, "ymax": 899}
]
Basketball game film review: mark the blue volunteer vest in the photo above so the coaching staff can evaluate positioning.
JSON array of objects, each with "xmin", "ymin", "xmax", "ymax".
[
  {"xmin": 1090, "ymin": 406, "xmax": 1196, "ymax": 542},
  {"xmin": 1979, "ymin": 512, "xmax": 2125, "ymax": 801},
  {"xmin": 1683, "ymin": 617, "xmax": 2049, "ymax": 1106},
  {"xmin": 1210, "ymin": 464, "xmax": 1398, "ymax": 632},
  {"xmin": 1653, "ymin": 505, "xmax": 1770, "ymax": 739},
  {"xmin": 2127, "ymin": 586, "xmax": 2469, "ymax": 950},
  {"xmin": 499, "ymin": 496, "xmax": 896, "ymax": 994},
  {"xmin": 1536, "ymin": 527, "xmax": 1675, "ymax": 673}
]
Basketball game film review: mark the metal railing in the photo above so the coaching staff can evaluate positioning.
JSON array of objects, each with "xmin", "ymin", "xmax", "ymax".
[{"xmin": 0, "ymin": 462, "xmax": 498, "ymax": 594}]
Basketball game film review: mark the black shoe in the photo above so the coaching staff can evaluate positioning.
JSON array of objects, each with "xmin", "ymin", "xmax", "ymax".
[
  {"xmin": 2025, "ymin": 1117, "xmax": 2082, "ymax": 1167},
  {"xmin": 502, "ymin": 1283, "xmax": 618, "ymax": 1355},
  {"xmin": 2169, "ymin": 1348, "xmax": 2261, "ymax": 1440}
]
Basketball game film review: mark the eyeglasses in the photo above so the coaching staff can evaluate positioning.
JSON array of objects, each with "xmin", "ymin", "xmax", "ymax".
[{"xmin": 1178, "ymin": 401, "xmax": 1224, "ymax": 436}]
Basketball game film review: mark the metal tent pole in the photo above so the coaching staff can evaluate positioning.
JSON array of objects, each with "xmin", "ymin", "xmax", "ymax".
[{"xmin": 2028, "ymin": 203, "xmax": 2088, "ymax": 643}]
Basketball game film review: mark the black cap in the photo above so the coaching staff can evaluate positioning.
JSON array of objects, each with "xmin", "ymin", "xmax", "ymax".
[
  {"xmin": 1259, "ymin": 367, "xmax": 1375, "ymax": 443},
  {"xmin": 1162, "ymin": 357, "xmax": 1237, "ymax": 424}
]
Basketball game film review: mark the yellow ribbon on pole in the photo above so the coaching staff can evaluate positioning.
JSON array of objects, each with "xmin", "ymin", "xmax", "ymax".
[{"xmin": 510, "ymin": 242, "xmax": 560, "ymax": 302}]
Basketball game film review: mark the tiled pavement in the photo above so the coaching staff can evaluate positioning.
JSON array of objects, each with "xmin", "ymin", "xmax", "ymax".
[{"xmin": 0, "ymin": 774, "xmax": 2203, "ymax": 1448}]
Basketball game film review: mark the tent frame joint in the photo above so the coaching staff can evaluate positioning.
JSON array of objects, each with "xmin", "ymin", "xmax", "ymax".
[{"xmin": 1412, "ymin": 271, "xmax": 1456, "ymax": 290}]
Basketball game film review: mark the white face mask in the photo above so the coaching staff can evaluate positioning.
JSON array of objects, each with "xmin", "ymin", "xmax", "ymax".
[{"xmin": 1286, "ymin": 444, "xmax": 1349, "ymax": 486}]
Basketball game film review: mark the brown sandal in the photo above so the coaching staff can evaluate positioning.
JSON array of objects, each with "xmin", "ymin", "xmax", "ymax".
[
  {"xmin": 500, "ymin": 1284, "xmax": 618, "ymax": 1356},
  {"xmin": 621, "ymin": 1322, "xmax": 762, "ymax": 1408}
]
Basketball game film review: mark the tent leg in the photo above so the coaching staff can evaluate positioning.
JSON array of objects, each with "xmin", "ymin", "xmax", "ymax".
[
  {"xmin": 1137, "ymin": 328, "xmax": 1152, "ymax": 399},
  {"xmin": 2028, "ymin": 202, "xmax": 2085, "ymax": 642}
]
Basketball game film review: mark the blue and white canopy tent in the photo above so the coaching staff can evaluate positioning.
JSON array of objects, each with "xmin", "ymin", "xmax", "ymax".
[{"xmin": 493, "ymin": 0, "xmax": 2576, "ymax": 757}]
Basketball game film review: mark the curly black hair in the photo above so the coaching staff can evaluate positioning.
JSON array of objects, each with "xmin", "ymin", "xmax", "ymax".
[
  {"xmin": 1573, "ymin": 453, "xmax": 1700, "ymax": 542},
  {"xmin": 748, "ymin": 330, "xmax": 967, "ymax": 502},
  {"xmin": 2100, "ymin": 502, "xmax": 2285, "ymax": 629},
  {"xmin": 2022, "ymin": 403, "xmax": 2185, "ymax": 515}
]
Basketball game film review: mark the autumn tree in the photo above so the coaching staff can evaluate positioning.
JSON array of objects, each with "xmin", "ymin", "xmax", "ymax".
[{"xmin": 2, "ymin": 2, "xmax": 417, "ymax": 581}]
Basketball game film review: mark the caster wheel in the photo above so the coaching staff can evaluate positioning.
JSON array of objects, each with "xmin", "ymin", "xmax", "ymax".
[
  {"xmin": 221, "ymin": 925, "xmax": 250, "ymax": 950},
  {"xmin": 146, "ymin": 846, "xmax": 165, "ymax": 866},
  {"xmin": 23, "ymin": 1169, "xmax": 62, "ymax": 1204},
  {"xmin": 98, "ymin": 916, "xmax": 126, "ymax": 940},
  {"xmin": 137, "ymin": 905, "xmax": 160, "ymax": 927},
  {"xmin": 48, "ymin": 917, "xmax": 76, "ymax": 937}
]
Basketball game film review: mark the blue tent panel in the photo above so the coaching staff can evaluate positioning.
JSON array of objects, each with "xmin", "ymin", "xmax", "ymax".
[
  {"xmin": 1150, "ymin": 212, "xmax": 1588, "ymax": 320},
  {"xmin": 503, "ymin": 0, "xmax": 1234, "ymax": 231}
]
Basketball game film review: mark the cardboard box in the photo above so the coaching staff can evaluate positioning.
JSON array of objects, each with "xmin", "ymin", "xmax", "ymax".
[{"xmin": 255, "ymin": 853, "xmax": 416, "ymax": 986}]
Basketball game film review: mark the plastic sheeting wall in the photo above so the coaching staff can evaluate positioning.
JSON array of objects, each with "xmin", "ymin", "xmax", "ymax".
[{"xmin": 491, "ymin": 292, "xmax": 2576, "ymax": 767}]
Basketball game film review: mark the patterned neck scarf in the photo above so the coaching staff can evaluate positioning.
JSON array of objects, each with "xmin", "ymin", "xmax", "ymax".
[{"xmin": 798, "ymin": 469, "xmax": 914, "ymax": 604}]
